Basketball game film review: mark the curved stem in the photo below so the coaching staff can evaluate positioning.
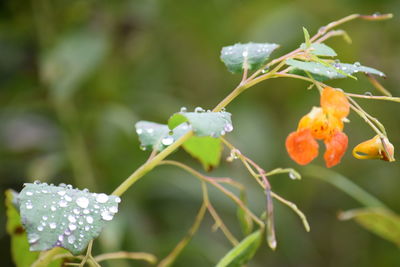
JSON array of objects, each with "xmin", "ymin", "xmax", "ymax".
[
  {"xmin": 112, "ymin": 131, "xmax": 193, "ymax": 196},
  {"xmin": 159, "ymin": 160, "xmax": 264, "ymax": 227}
]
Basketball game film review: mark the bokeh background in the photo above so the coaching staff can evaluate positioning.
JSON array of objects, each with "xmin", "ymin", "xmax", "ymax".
[{"xmin": 1, "ymin": 0, "xmax": 400, "ymax": 266}]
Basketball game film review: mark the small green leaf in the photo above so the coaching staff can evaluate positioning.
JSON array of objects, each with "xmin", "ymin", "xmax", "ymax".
[
  {"xmin": 216, "ymin": 230, "xmax": 262, "ymax": 267},
  {"xmin": 302, "ymin": 27, "xmax": 311, "ymax": 48},
  {"xmin": 41, "ymin": 30, "xmax": 108, "ymax": 102},
  {"xmin": 286, "ymin": 59, "xmax": 385, "ymax": 80},
  {"xmin": 339, "ymin": 208, "xmax": 400, "ymax": 246},
  {"xmin": 168, "ymin": 109, "xmax": 233, "ymax": 138},
  {"xmin": 6, "ymin": 190, "xmax": 40, "ymax": 267},
  {"xmin": 135, "ymin": 121, "xmax": 190, "ymax": 152},
  {"xmin": 182, "ymin": 136, "xmax": 222, "ymax": 171},
  {"xmin": 300, "ymin": 43, "xmax": 337, "ymax": 57},
  {"xmin": 18, "ymin": 182, "xmax": 121, "ymax": 255},
  {"xmin": 220, "ymin": 43, "xmax": 279, "ymax": 73},
  {"xmin": 237, "ymin": 191, "xmax": 253, "ymax": 236}
]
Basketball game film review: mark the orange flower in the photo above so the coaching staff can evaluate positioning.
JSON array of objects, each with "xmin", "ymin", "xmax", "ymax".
[
  {"xmin": 286, "ymin": 87, "xmax": 350, "ymax": 167},
  {"xmin": 353, "ymin": 135, "xmax": 395, "ymax": 162}
]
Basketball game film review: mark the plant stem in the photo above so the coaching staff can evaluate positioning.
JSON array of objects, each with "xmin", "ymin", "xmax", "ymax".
[
  {"xmin": 94, "ymin": 252, "xmax": 157, "ymax": 264},
  {"xmin": 159, "ymin": 160, "xmax": 264, "ymax": 227},
  {"xmin": 112, "ymin": 131, "xmax": 193, "ymax": 196},
  {"xmin": 158, "ymin": 202, "xmax": 207, "ymax": 267}
]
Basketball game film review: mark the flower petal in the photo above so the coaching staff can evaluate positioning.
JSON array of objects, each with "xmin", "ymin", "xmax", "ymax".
[
  {"xmin": 321, "ymin": 87, "xmax": 350, "ymax": 119},
  {"xmin": 286, "ymin": 129, "xmax": 319, "ymax": 165},
  {"xmin": 298, "ymin": 107, "xmax": 343, "ymax": 140},
  {"xmin": 353, "ymin": 135, "xmax": 395, "ymax": 162},
  {"xmin": 324, "ymin": 130, "xmax": 348, "ymax": 168}
]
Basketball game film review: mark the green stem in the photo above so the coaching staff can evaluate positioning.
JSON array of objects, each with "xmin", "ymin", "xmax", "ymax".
[
  {"xmin": 112, "ymin": 131, "xmax": 193, "ymax": 196},
  {"xmin": 158, "ymin": 202, "xmax": 207, "ymax": 267},
  {"xmin": 31, "ymin": 247, "xmax": 65, "ymax": 267}
]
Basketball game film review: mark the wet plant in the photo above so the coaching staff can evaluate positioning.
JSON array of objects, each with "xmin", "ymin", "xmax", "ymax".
[{"xmin": 6, "ymin": 13, "xmax": 400, "ymax": 266}]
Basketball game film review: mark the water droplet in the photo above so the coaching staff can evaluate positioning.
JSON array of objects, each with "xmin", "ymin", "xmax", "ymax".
[
  {"xmin": 37, "ymin": 225, "xmax": 44, "ymax": 231},
  {"xmin": 66, "ymin": 184, "xmax": 73, "ymax": 190},
  {"xmin": 109, "ymin": 206, "xmax": 118, "ymax": 213},
  {"xmin": 82, "ymin": 188, "xmax": 89, "ymax": 193},
  {"xmin": 242, "ymin": 50, "xmax": 248, "ymax": 57},
  {"xmin": 373, "ymin": 12, "xmax": 381, "ymax": 17},
  {"xmin": 289, "ymin": 172, "xmax": 297, "ymax": 180},
  {"xmin": 85, "ymin": 226, "xmax": 90, "ymax": 231},
  {"xmin": 220, "ymin": 130, "xmax": 226, "ymax": 136},
  {"xmin": 57, "ymin": 190, "xmax": 66, "ymax": 196},
  {"xmin": 26, "ymin": 203, "xmax": 33, "ymax": 209},
  {"xmin": 69, "ymin": 224, "xmax": 77, "ymax": 231},
  {"xmin": 59, "ymin": 200, "xmax": 68, "ymax": 208},
  {"xmin": 95, "ymin": 193, "xmax": 109, "ymax": 204},
  {"xmin": 261, "ymin": 69, "xmax": 266, "ymax": 73},
  {"xmin": 354, "ymin": 61, "xmax": 361, "ymax": 67},
  {"xmin": 26, "ymin": 191, "xmax": 33, "ymax": 196},
  {"xmin": 224, "ymin": 123, "xmax": 233, "ymax": 132},
  {"xmin": 76, "ymin": 197, "xmax": 89, "ymax": 209},
  {"xmin": 86, "ymin": 216, "xmax": 94, "ymax": 224},
  {"xmin": 140, "ymin": 145, "xmax": 147, "ymax": 151},
  {"xmin": 83, "ymin": 209, "xmax": 90, "ymax": 214},
  {"xmin": 364, "ymin": 91, "xmax": 373, "ymax": 96},
  {"xmin": 28, "ymin": 233, "xmax": 40, "ymax": 244},
  {"xmin": 68, "ymin": 235, "xmax": 76, "ymax": 244},
  {"xmin": 114, "ymin": 197, "xmax": 121, "ymax": 203},
  {"xmin": 180, "ymin": 107, "xmax": 187, "ymax": 113},
  {"xmin": 64, "ymin": 195, "xmax": 72, "ymax": 202},
  {"xmin": 101, "ymin": 211, "xmax": 114, "ymax": 221},
  {"xmin": 58, "ymin": 235, "xmax": 64, "ymax": 242},
  {"xmin": 33, "ymin": 180, "xmax": 41, "ymax": 185},
  {"xmin": 51, "ymin": 205, "xmax": 57, "ymax": 211},
  {"xmin": 42, "ymin": 216, "xmax": 48, "ymax": 221},
  {"xmin": 68, "ymin": 215, "xmax": 77, "ymax": 223},
  {"xmin": 49, "ymin": 222, "xmax": 57, "ymax": 229},
  {"xmin": 161, "ymin": 136, "xmax": 174, "ymax": 146},
  {"xmin": 146, "ymin": 128, "xmax": 154, "ymax": 134},
  {"xmin": 73, "ymin": 208, "xmax": 80, "ymax": 215},
  {"xmin": 194, "ymin": 107, "xmax": 205, "ymax": 113},
  {"xmin": 136, "ymin": 128, "xmax": 143, "ymax": 135},
  {"xmin": 59, "ymin": 183, "xmax": 67, "ymax": 188}
]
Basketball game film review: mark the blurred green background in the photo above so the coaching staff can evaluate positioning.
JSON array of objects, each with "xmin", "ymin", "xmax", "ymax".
[{"xmin": 1, "ymin": 0, "xmax": 400, "ymax": 266}]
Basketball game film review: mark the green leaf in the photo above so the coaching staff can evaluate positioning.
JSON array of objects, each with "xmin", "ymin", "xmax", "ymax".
[
  {"xmin": 168, "ymin": 109, "xmax": 233, "ymax": 138},
  {"xmin": 339, "ymin": 208, "xmax": 400, "ymax": 246},
  {"xmin": 6, "ymin": 190, "xmax": 40, "ymax": 267},
  {"xmin": 236, "ymin": 191, "xmax": 253, "ymax": 236},
  {"xmin": 18, "ymin": 182, "xmax": 121, "ymax": 255},
  {"xmin": 286, "ymin": 59, "xmax": 385, "ymax": 80},
  {"xmin": 220, "ymin": 43, "xmax": 279, "ymax": 73},
  {"xmin": 300, "ymin": 43, "xmax": 337, "ymax": 57},
  {"xmin": 182, "ymin": 136, "xmax": 222, "ymax": 171},
  {"xmin": 216, "ymin": 230, "xmax": 262, "ymax": 267},
  {"xmin": 41, "ymin": 30, "xmax": 108, "ymax": 102},
  {"xmin": 302, "ymin": 27, "xmax": 311, "ymax": 48},
  {"xmin": 303, "ymin": 166, "xmax": 386, "ymax": 208},
  {"xmin": 135, "ymin": 121, "xmax": 190, "ymax": 152}
]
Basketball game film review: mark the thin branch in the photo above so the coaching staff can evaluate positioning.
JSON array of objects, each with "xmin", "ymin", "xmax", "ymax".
[
  {"xmin": 158, "ymin": 202, "xmax": 207, "ymax": 267},
  {"xmin": 159, "ymin": 160, "xmax": 264, "ymax": 227},
  {"xmin": 346, "ymin": 93, "xmax": 400, "ymax": 103},
  {"xmin": 94, "ymin": 252, "xmax": 157, "ymax": 264},
  {"xmin": 202, "ymin": 182, "xmax": 239, "ymax": 246}
]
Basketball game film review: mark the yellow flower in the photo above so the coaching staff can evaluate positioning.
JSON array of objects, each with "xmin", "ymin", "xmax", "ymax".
[{"xmin": 353, "ymin": 135, "xmax": 395, "ymax": 162}]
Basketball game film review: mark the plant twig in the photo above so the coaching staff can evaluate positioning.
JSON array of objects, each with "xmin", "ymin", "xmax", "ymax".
[{"xmin": 158, "ymin": 201, "xmax": 207, "ymax": 267}]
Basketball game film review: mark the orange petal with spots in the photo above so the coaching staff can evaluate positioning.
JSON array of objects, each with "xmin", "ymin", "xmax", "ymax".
[
  {"xmin": 324, "ymin": 130, "xmax": 348, "ymax": 168},
  {"xmin": 286, "ymin": 129, "xmax": 319, "ymax": 165},
  {"xmin": 320, "ymin": 87, "xmax": 350, "ymax": 119},
  {"xmin": 298, "ymin": 107, "xmax": 343, "ymax": 140}
]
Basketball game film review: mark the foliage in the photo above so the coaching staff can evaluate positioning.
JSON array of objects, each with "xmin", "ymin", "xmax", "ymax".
[{"xmin": 3, "ymin": 8, "xmax": 400, "ymax": 267}]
